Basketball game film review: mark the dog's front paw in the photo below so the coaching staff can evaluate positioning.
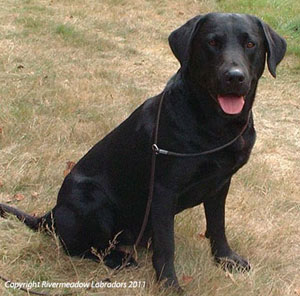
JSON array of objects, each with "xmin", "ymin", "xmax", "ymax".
[{"xmin": 215, "ymin": 251, "xmax": 251, "ymax": 272}]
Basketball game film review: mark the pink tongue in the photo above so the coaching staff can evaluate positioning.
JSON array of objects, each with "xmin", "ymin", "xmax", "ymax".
[{"xmin": 217, "ymin": 95, "xmax": 245, "ymax": 114}]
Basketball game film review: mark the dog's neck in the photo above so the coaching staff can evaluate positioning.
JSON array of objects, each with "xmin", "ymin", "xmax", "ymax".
[{"xmin": 163, "ymin": 70, "xmax": 257, "ymax": 143}]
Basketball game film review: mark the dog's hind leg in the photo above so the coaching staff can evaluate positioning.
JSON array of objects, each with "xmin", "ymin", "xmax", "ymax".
[
  {"xmin": 102, "ymin": 249, "xmax": 137, "ymax": 269},
  {"xmin": 52, "ymin": 203, "xmax": 137, "ymax": 269}
]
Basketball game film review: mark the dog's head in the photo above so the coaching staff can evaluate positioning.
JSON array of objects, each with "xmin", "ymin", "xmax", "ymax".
[{"xmin": 168, "ymin": 13, "xmax": 286, "ymax": 116}]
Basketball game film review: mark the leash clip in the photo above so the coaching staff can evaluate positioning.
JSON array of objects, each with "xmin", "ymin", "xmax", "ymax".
[
  {"xmin": 152, "ymin": 144, "xmax": 160, "ymax": 154},
  {"xmin": 152, "ymin": 144, "xmax": 168, "ymax": 155}
]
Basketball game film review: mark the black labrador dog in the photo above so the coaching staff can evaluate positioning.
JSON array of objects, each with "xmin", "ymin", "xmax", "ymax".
[{"xmin": 0, "ymin": 13, "xmax": 286, "ymax": 291}]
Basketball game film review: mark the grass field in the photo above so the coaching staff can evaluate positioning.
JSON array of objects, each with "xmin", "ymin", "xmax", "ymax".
[{"xmin": 0, "ymin": 0, "xmax": 299, "ymax": 295}]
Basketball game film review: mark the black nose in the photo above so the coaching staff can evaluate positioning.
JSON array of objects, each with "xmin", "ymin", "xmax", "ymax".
[{"xmin": 225, "ymin": 69, "xmax": 245, "ymax": 85}]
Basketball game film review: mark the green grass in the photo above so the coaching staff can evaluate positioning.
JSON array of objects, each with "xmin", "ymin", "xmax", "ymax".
[
  {"xmin": 0, "ymin": 0, "xmax": 299, "ymax": 295},
  {"xmin": 55, "ymin": 23, "xmax": 81, "ymax": 40},
  {"xmin": 219, "ymin": 0, "xmax": 300, "ymax": 58}
]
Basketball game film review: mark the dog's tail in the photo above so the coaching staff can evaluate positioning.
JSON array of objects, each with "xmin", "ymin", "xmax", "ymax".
[{"xmin": 0, "ymin": 203, "xmax": 54, "ymax": 232}]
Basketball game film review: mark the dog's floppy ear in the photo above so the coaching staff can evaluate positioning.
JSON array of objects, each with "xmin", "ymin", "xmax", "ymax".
[
  {"xmin": 259, "ymin": 21, "xmax": 287, "ymax": 78},
  {"xmin": 168, "ymin": 15, "xmax": 204, "ymax": 67}
]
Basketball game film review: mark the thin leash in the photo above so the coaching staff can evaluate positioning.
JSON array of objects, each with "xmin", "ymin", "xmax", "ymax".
[
  {"xmin": 0, "ymin": 91, "xmax": 250, "ymax": 295},
  {"xmin": 110, "ymin": 89, "xmax": 166, "ymax": 273}
]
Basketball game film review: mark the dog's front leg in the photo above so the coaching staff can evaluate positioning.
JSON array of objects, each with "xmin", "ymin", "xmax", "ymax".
[
  {"xmin": 204, "ymin": 178, "xmax": 250, "ymax": 271},
  {"xmin": 151, "ymin": 185, "xmax": 181, "ymax": 291}
]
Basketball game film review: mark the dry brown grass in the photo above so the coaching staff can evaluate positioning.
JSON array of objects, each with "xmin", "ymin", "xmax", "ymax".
[{"xmin": 0, "ymin": 0, "xmax": 299, "ymax": 295}]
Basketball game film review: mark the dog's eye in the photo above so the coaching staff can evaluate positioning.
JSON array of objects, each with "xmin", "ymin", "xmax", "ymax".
[
  {"xmin": 246, "ymin": 41, "xmax": 255, "ymax": 48},
  {"xmin": 208, "ymin": 40, "xmax": 217, "ymax": 47}
]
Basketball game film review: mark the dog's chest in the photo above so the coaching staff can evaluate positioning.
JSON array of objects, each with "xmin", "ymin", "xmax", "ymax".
[
  {"xmin": 173, "ymin": 135, "xmax": 254, "ymax": 211},
  {"xmin": 174, "ymin": 133, "xmax": 254, "ymax": 189}
]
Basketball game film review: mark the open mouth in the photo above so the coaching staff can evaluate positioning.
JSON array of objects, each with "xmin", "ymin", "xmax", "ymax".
[{"xmin": 217, "ymin": 94, "xmax": 245, "ymax": 115}]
